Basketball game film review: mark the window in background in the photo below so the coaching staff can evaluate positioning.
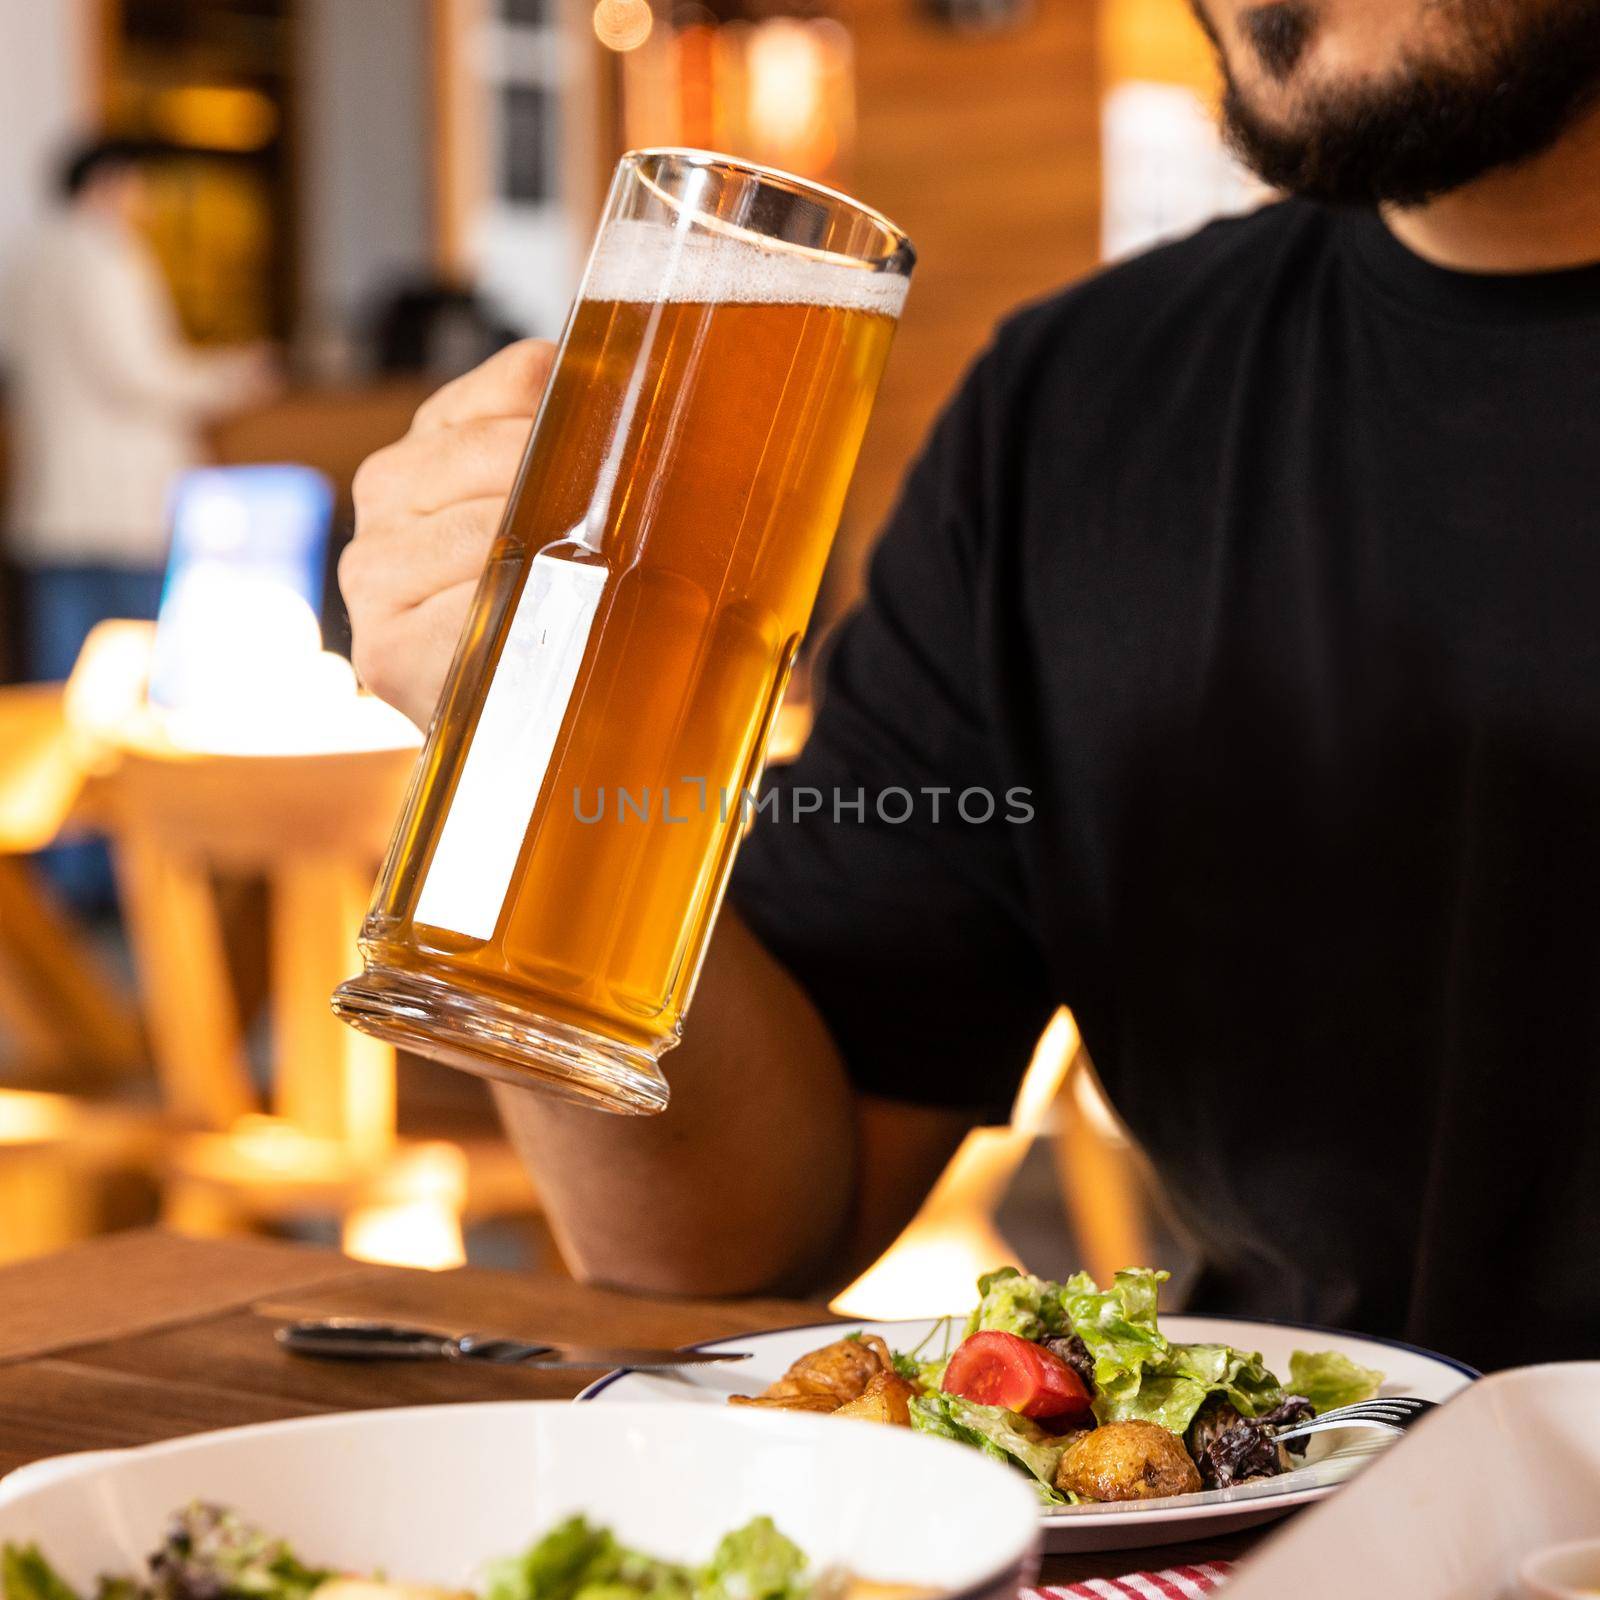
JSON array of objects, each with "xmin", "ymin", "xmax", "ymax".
[
  {"xmin": 468, "ymin": 0, "xmax": 584, "ymax": 338},
  {"xmin": 501, "ymin": 0, "xmax": 552, "ymax": 23},
  {"xmin": 501, "ymin": 83, "xmax": 556, "ymax": 205},
  {"xmin": 918, "ymin": 0, "xmax": 1031, "ymax": 31}
]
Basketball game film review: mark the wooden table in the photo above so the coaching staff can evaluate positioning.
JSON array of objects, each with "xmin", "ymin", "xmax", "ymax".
[{"xmin": 0, "ymin": 1230, "xmax": 1272, "ymax": 1585}]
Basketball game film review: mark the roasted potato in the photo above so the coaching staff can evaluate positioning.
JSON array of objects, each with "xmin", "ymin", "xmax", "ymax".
[
  {"xmin": 730, "ymin": 1333, "xmax": 894, "ymax": 1411},
  {"xmin": 726, "ymin": 1391, "xmax": 842, "ymax": 1413},
  {"xmin": 1054, "ymin": 1420, "xmax": 1203, "ymax": 1502},
  {"xmin": 814, "ymin": 1580, "xmax": 941, "ymax": 1600},
  {"xmin": 313, "ymin": 1582, "xmax": 472, "ymax": 1600},
  {"xmin": 833, "ymin": 1370, "xmax": 918, "ymax": 1426},
  {"xmin": 783, "ymin": 1333, "xmax": 895, "ymax": 1403}
]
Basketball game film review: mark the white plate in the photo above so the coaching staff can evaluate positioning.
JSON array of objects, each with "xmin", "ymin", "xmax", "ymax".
[
  {"xmin": 579, "ymin": 1316, "xmax": 1477, "ymax": 1553},
  {"xmin": 0, "ymin": 1401, "xmax": 1040, "ymax": 1598}
]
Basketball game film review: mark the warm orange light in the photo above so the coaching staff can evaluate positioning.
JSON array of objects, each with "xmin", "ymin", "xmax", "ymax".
[
  {"xmin": 830, "ymin": 1012, "xmax": 1079, "ymax": 1319},
  {"xmin": 343, "ymin": 1144, "xmax": 469, "ymax": 1271},
  {"xmin": 1014, "ymin": 1009, "xmax": 1080, "ymax": 1134},
  {"xmin": 676, "ymin": 22, "xmax": 722, "ymax": 148},
  {"xmin": 594, "ymin": 0, "xmax": 655, "ymax": 53},
  {"xmin": 0, "ymin": 1091, "xmax": 76, "ymax": 1146},
  {"xmin": 61, "ymin": 613, "xmax": 420, "ymax": 759},
  {"xmin": 747, "ymin": 21, "xmax": 824, "ymax": 149},
  {"xmin": 62, "ymin": 621, "xmax": 156, "ymax": 753},
  {"xmin": 150, "ymin": 85, "xmax": 280, "ymax": 152},
  {"xmin": 743, "ymin": 17, "xmax": 851, "ymax": 177},
  {"xmin": 613, "ymin": 12, "xmax": 854, "ymax": 178},
  {"xmin": 181, "ymin": 1117, "xmax": 351, "ymax": 1185},
  {"xmin": 168, "ymin": 1123, "xmax": 468, "ymax": 1273},
  {"xmin": 343, "ymin": 1199, "xmax": 466, "ymax": 1270}
]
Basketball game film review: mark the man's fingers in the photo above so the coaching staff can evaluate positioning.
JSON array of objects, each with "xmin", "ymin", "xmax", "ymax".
[
  {"xmin": 342, "ymin": 339, "xmax": 556, "ymax": 727},
  {"xmin": 341, "ymin": 496, "xmax": 503, "ymax": 617},
  {"xmin": 411, "ymin": 339, "xmax": 556, "ymax": 434},
  {"xmin": 350, "ymin": 578, "xmax": 480, "ymax": 729},
  {"xmin": 355, "ymin": 415, "xmax": 531, "ymax": 516}
]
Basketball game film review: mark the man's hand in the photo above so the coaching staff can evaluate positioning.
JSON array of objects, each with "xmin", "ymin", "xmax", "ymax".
[{"xmin": 341, "ymin": 340, "xmax": 555, "ymax": 727}]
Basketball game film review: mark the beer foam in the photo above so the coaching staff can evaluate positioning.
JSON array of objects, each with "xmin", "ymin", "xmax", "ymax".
[{"xmin": 583, "ymin": 218, "xmax": 908, "ymax": 316}]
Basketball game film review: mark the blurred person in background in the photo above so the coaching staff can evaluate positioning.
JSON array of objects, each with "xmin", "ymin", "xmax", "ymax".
[
  {"xmin": 4, "ymin": 137, "xmax": 277, "ymax": 910},
  {"xmin": 344, "ymin": 0, "xmax": 1600, "ymax": 1369},
  {"xmin": 4, "ymin": 137, "xmax": 278, "ymax": 686}
]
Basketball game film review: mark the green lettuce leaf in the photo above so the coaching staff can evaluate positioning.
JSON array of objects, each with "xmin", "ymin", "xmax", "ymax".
[
  {"xmin": 94, "ymin": 1582, "xmax": 146, "ymax": 1600},
  {"xmin": 484, "ymin": 1516, "xmax": 693, "ymax": 1600},
  {"xmin": 1287, "ymin": 1350, "xmax": 1384, "ymax": 1414},
  {"xmin": 1094, "ymin": 1369, "xmax": 1214, "ymax": 1433},
  {"xmin": 485, "ymin": 1517, "xmax": 812, "ymax": 1600},
  {"xmin": 963, "ymin": 1267, "xmax": 1070, "ymax": 1342},
  {"xmin": 1061, "ymin": 1270, "xmax": 1284, "ymax": 1433},
  {"xmin": 2, "ymin": 1545, "xmax": 82, "ymax": 1600},
  {"xmin": 909, "ymin": 1392, "xmax": 1067, "ymax": 1504},
  {"xmin": 698, "ymin": 1519, "xmax": 809, "ymax": 1600},
  {"xmin": 1167, "ymin": 1343, "xmax": 1284, "ymax": 1417},
  {"xmin": 1062, "ymin": 1269, "xmax": 1169, "ymax": 1381}
]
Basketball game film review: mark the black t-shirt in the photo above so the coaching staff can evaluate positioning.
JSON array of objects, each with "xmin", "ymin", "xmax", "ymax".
[{"xmin": 728, "ymin": 198, "xmax": 1600, "ymax": 1373}]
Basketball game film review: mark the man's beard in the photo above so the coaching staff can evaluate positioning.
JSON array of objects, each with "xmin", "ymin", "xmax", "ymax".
[{"xmin": 1204, "ymin": 1, "xmax": 1600, "ymax": 207}]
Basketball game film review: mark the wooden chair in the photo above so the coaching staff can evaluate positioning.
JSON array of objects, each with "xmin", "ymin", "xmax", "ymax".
[
  {"xmin": 99, "ymin": 739, "xmax": 539, "ymax": 1261},
  {"xmin": 102, "ymin": 743, "xmax": 416, "ymax": 1142},
  {"xmin": 0, "ymin": 684, "xmax": 144, "ymax": 1085},
  {"xmin": 0, "ymin": 1088, "xmax": 165, "ymax": 1265}
]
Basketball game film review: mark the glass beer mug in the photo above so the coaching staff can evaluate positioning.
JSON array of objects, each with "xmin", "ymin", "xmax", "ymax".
[{"xmin": 333, "ymin": 150, "xmax": 914, "ymax": 1113}]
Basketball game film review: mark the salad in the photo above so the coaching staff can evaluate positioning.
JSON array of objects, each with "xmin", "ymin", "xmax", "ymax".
[
  {"xmin": 731, "ymin": 1266, "xmax": 1385, "ymax": 1505},
  {"xmin": 1, "ymin": 1507, "xmax": 928, "ymax": 1600}
]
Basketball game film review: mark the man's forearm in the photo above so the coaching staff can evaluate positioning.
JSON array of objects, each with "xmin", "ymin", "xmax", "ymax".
[{"xmin": 492, "ymin": 909, "xmax": 859, "ymax": 1297}]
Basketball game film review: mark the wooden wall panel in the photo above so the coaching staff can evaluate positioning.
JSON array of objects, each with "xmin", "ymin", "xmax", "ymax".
[{"xmin": 825, "ymin": 0, "xmax": 1102, "ymax": 613}]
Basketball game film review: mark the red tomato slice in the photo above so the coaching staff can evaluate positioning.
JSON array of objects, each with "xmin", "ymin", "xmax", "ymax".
[{"xmin": 942, "ymin": 1330, "xmax": 1092, "ymax": 1421}]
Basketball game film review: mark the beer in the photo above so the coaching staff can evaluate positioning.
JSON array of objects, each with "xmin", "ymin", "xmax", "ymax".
[{"xmin": 334, "ymin": 152, "xmax": 913, "ymax": 1111}]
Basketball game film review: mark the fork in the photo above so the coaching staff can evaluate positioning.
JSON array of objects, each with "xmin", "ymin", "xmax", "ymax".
[
  {"xmin": 1271, "ymin": 1395, "xmax": 1437, "ymax": 1446},
  {"xmin": 275, "ymin": 1318, "xmax": 753, "ymax": 1371}
]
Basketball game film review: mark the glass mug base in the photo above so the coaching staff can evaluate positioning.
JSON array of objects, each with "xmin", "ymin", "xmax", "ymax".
[{"xmin": 331, "ymin": 963, "xmax": 671, "ymax": 1115}]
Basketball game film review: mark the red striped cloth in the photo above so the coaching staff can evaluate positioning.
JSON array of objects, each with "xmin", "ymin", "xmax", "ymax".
[{"xmin": 1026, "ymin": 1562, "xmax": 1232, "ymax": 1599}]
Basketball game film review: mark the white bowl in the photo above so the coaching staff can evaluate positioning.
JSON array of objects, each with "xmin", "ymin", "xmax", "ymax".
[{"xmin": 0, "ymin": 1401, "xmax": 1041, "ymax": 1597}]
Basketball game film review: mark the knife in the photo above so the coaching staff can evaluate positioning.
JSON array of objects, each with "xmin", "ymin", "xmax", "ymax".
[{"xmin": 276, "ymin": 1318, "xmax": 751, "ymax": 1371}]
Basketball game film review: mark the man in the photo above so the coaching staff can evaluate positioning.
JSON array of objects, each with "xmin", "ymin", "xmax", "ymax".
[
  {"xmin": 342, "ymin": 0, "xmax": 1600, "ymax": 1370},
  {"xmin": 6, "ymin": 138, "xmax": 275, "ymax": 683}
]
